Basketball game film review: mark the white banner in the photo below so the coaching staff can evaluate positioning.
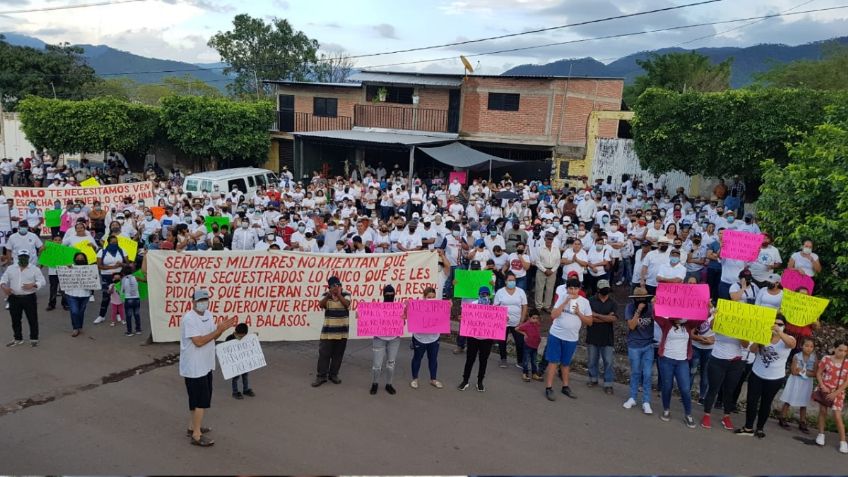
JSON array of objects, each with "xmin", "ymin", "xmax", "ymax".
[
  {"xmin": 4, "ymin": 182, "xmax": 155, "ymax": 216},
  {"xmin": 147, "ymin": 250, "xmax": 441, "ymax": 342},
  {"xmin": 0, "ymin": 204, "xmax": 11, "ymax": 247},
  {"xmin": 216, "ymin": 333, "xmax": 267, "ymax": 380},
  {"xmin": 56, "ymin": 265, "xmax": 101, "ymax": 290}
]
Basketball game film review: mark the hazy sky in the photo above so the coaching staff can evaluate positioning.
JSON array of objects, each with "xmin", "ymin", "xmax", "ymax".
[{"xmin": 2, "ymin": 0, "xmax": 847, "ymax": 73}]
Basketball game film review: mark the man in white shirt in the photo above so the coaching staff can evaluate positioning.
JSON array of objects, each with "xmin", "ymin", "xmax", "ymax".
[
  {"xmin": 231, "ymin": 221, "xmax": 258, "ymax": 250},
  {"xmin": 750, "ymin": 233, "xmax": 782, "ymax": 287},
  {"xmin": 4, "ymin": 221, "xmax": 43, "ymax": 264},
  {"xmin": 534, "ymin": 233, "xmax": 561, "ymax": 311},
  {"xmin": 180, "ymin": 289, "xmax": 236, "ymax": 447},
  {"xmin": 640, "ymin": 237, "xmax": 672, "ymax": 295},
  {"xmin": 1, "ymin": 250, "xmax": 46, "ymax": 346},
  {"xmin": 656, "ymin": 249, "xmax": 687, "ymax": 284}
]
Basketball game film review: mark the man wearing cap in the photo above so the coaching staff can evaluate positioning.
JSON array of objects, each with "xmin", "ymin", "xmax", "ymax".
[
  {"xmin": 313, "ymin": 276, "xmax": 351, "ymax": 387},
  {"xmin": 180, "ymin": 289, "xmax": 236, "ymax": 447},
  {"xmin": 657, "ymin": 248, "xmax": 687, "ymax": 284},
  {"xmin": 587, "ymin": 279, "xmax": 617, "ymax": 393},
  {"xmin": 4, "ymin": 220, "xmax": 43, "ymax": 265},
  {"xmin": 1, "ymin": 250, "xmax": 46, "ymax": 347},
  {"xmin": 640, "ymin": 237, "xmax": 672, "ymax": 295}
]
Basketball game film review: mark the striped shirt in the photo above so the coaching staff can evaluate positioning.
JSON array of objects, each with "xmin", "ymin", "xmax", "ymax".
[{"xmin": 320, "ymin": 292, "xmax": 350, "ymax": 340}]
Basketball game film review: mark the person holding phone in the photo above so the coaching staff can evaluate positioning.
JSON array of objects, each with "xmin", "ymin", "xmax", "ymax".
[
  {"xmin": 313, "ymin": 276, "xmax": 351, "ymax": 387},
  {"xmin": 1, "ymin": 250, "xmax": 46, "ymax": 347}
]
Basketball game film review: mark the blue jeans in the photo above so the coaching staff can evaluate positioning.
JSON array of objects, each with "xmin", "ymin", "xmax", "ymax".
[
  {"xmin": 522, "ymin": 347, "xmax": 539, "ymax": 374},
  {"xmin": 689, "ymin": 347, "xmax": 712, "ymax": 399},
  {"xmin": 627, "ymin": 344, "xmax": 654, "ymax": 404},
  {"xmin": 124, "ymin": 298, "xmax": 141, "ymax": 333},
  {"xmin": 411, "ymin": 337, "xmax": 439, "ymax": 380},
  {"xmin": 443, "ymin": 266, "xmax": 457, "ymax": 299},
  {"xmin": 231, "ymin": 372, "xmax": 249, "ymax": 393},
  {"xmin": 718, "ymin": 281, "xmax": 732, "ymax": 301},
  {"xmin": 587, "ymin": 344, "xmax": 614, "ymax": 386},
  {"xmin": 515, "ymin": 275, "xmax": 528, "ymax": 293},
  {"xmin": 621, "ymin": 256, "xmax": 633, "ymax": 284},
  {"xmin": 67, "ymin": 295, "xmax": 89, "ymax": 331},
  {"xmin": 724, "ymin": 196, "xmax": 741, "ymax": 217},
  {"xmin": 659, "ymin": 356, "xmax": 692, "ymax": 414}
]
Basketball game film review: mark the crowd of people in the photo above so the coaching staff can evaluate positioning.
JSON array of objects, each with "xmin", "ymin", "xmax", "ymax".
[{"xmin": 0, "ymin": 157, "xmax": 843, "ymax": 453}]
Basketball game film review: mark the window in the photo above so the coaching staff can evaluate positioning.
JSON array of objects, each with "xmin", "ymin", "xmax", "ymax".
[
  {"xmin": 247, "ymin": 175, "xmax": 255, "ymax": 187},
  {"xmin": 254, "ymin": 174, "xmax": 266, "ymax": 187},
  {"xmin": 366, "ymin": 85, "xmax": 414, "ymax": 104},
  {"xmin": 487, "ymin": 93, "xmax": 520, "ymax": 111},
  {"xmin": 185, "ymin": 179, "xmax": 197, "ymax": 192},
  {"xmin": 228, "ymin": 179, "xmax": 247, "ymax": 193},
  {"xmin": 201, "ymin": 180, "xmax": 212, "ymax": 193},
  {"xmin": 313, "ymin": 97, "xmax": 338, "ymax": 117}
]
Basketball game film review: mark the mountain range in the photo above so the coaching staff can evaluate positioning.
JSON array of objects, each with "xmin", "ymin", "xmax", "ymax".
[
  {"xmin": 2, "ymin": 32, "xmax": 846, "ymax": 90},
  {"xmin": 503, "ymin": 36, "xmax": 848, "ymax": 87}
]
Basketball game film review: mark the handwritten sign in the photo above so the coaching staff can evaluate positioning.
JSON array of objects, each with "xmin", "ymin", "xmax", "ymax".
[
  {"xmin": 356, "ymin": 301, "xmax": 406, "ymax": 337},
  {"xmin": 713, "ymin": 299, "xmax": 776, "ymax": 345},
  {"xmin": 38, "ymin": 241, "xmax": 78, "ymax": 267},
  {"xmin": 204, "ymin": 215, "xmax": 230, "ymax": 233},
  {"xmin": 449, "ymin": 171, "xmax": 468, "ymax": 185},
  {"xmin": 459, "ymin": 303, "xmax": 507, "ymax": 340},
  {"xmin": 56, "ymin": 265, "xmax": 101, "ymax": 290},
  {"xmin": 654, "ymin": 283, "xmax": 711, "ymax": 321},
  {"xmin": 780, "ymin": 268, "xmax": 815, "ymax": 293},
  {"xmin": 117, "ymin": 235, "xmax": 138, "ymax": 262},
  {"xmin": 781, "ymin": 289, "xmax": 829, "ymax": 327},
  {"xmin": 407, "ymin": 299, "xmax": 451, "ymax": 334},
  {"xmin": 454, "ymin": 269, "xmax": 494, "ymax": 299},
  {"xmin": 215, "ymin": 333, "xmax": 267, "ymax": 380},
  {"xmin": 45, "ymin": 209, "xmax": 63, "ymax": 228},
  {"xmin": 720, "ymin": 230, "xmax": 763, "ymax": 262}
]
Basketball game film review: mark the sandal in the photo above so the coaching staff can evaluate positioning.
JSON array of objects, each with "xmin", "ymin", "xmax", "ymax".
[
  {"xmin": 190, "ymin": 435, "xmax": 214, "ymax": 447},
  {"xmin": 430, "ymin": 380, "xmax": 444, "ymax": 389},
  {"xmin": 778, "ymin": 418, "xmax": 790, "ymax": 429},
  {"xmin": 186, "ymin": 427, "xmax": 212, "ymax": 437}
]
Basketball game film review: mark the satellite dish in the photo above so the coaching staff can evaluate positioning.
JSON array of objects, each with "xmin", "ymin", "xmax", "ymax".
[{"xmin": 460, "ymin": 55, "xmax": 474, "ymax": 74}]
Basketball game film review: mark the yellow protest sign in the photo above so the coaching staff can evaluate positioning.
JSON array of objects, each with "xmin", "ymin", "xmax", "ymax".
[
  {"xmin": 117, "ymin": 235, "xmax": 138, "ymax": 262},
  {"xmin": 781, "ymin": 290, "xmax": 829, "ymax": 327},
  {"xmin": 713, "ymin": 299, "xmax": 776, "ymax": 345},
  {"xmin": 80, "ymin": 177, "xmax": 100, "ymax": 188},
  {"xmin": 73, "ymin": 241, "xmax": 98, "ymax": 265}
]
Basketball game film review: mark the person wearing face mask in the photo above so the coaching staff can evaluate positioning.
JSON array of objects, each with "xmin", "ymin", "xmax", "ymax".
[
  {"xmin": 623, "ymin": 287, "xmax": 656, "ymax": 415},
  {"xmin": 458, "ymin": 287, "xmax": 497, "ymax": 392},
  {"xmin": 655, "ymin": 314, "xmax": 699, "ymax": 428},
  {"xmin": 503, "ymin": 219, "xmax": 527, "ymax": 254},
  {"xmin": 93, "ymin": 235, "xmax": 128, "ymax": 325},
  {"xmin": 788, "ymin": 239, "xmax": 821, "ymax": 278},
  {"xmin": 483, "ymin": 224, "xmax": 505, "ymax": 253},
  {"xmin": 586, "ymin": 280, "xmax": 617, "ymax": 393},
  {"xmin": 544, "ymin": 278, "xmax": 592, "ymax": 401},
  {"xmin": 313, "ymin": 276, "xmax": 351, "ymax": 388},
  {"xmin": 657, "ymin": 248, "xmax": 686, "ymax": 284},
  {"xmin": 734, "ymin": 316, "xmax": 795, "ymax": 438},
  {"xmin": 5, "ymin": 220, "xmax": 43, "ymax": 266},
  {"xmin": 23, "ymin": 201, "xmax": 43, "ymax": 233},
  {"xmin": 746, "ymin": 233, "xmax": 780, "ymax": 288},
  {"xmin": 1, "ymin": 250, "xmax": 45, "ymax": 347},
  {"xmin": 63, "ymin": 252, "xmax": 93, "ymax": 337},
  {"xmin": 230, "ymin": 218, "xmax": 259, "ymax": 251},
  {"xmin": 640, "ymin": 237, "xmax": 672, "ymax": 295},
  {"xmin": 493, "ymin": 272, "xmax": 528, "ymax": 369},
  {"xmin": 88, "ymin": 201, "xmax": 107, "ymax": 241},
  {"xmin": 729, "ymin": 269, "xmax": 758, "ymax": 305},
  {"xmin": 180, "ymin": 289, "xmax": 237, "ymax": 447},
  {"xmin": 369, "ymin": 285, "xmax": 402, "ymax": 396},
  {"xmin": 140, "ymin": 210, "xmax": 162, "ymax": 245},
  {"xmin": 505, "ymin": 242, "xmax": 531, "ymax": 292}
]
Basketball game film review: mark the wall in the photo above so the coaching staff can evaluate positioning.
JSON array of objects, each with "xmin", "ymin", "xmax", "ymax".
[
  {"xmin": 1, "ymin": 113, "xmax": 36, "ymax": 160},
  {"xmin": 277, "ymin": 85, "xmax": 362, "ymax": 119}
]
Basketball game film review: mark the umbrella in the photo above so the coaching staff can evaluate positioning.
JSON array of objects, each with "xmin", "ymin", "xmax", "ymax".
[{"xmin": 495, "ymin": 191, "xmax": 521, "ymax": 201}]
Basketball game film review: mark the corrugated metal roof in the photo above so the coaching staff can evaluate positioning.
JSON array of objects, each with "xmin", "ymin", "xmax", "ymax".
[
  {"xmin": 292, "ymin": 128, "xmax": 457, "ymax": 146},
  {"xmin": 262, "ymin": 80, "xmax": 362, "ymax": 88},
  {"xmin": 350, "ymin": 71, "xmax": 463, "ymax": 87},
  {"xmin": 360, "ymin": 70, "xmax": 624, "ymax": 81}
]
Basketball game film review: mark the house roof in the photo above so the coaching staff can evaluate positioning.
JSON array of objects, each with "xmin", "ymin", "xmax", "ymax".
[
  {"xmin": 359, "ymin": 70, "xmax": 624, "ymax": 81},
  {"xmin": 350, "ymin": 71, "xmax": 463, "ymax": 87},
  {"xmin": 262, "ymin": 80, "xmax": 362, "ymax": 88},
  {"xmin": 292, "ymin": 128, "xmax": 457, "ymax": 147}
]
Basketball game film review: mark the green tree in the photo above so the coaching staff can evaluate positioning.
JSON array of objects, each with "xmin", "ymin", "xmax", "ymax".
[
  {"xmin": 208, "ymin": 14, "xmax": 319, "ymax": 97},
  {"xmin": 624, "ymin": 51, "xmax": 733, "ymax": 106},
  {"xmin": 754, "ymin": 43, "xmax": 848, "ymax": 90},
  {"xmin": 631, "ymin": 88, "xmax": 848, "ymax": 178},
  {"xmin": 160, "ymin": 95, "xmax": 274, "ymax": 167},
  {"xmin": 0, "ymin": 36, "xmax": 102, "ymax": 110},
  {"xmin": 757, "ymin": 104, "xmax": 848, "ymax": 322},
  {"xmin": 312, "ymin": 50, "xmax": 356, "ymax": 83},
  {"xmin": 17, "ymin": 96, "xmax": 159, "ymax": 155}
]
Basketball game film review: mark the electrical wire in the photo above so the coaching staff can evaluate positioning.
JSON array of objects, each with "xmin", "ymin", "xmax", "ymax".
[{"xmin": 0, "ymin": 0, "xmax": 147, "ymax": 15}]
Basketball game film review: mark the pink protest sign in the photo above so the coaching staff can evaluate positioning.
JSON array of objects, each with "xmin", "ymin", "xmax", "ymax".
[
  {"xmin": 356, "ymin": 301, "xmax": 405, "ymax": 337},
  {"xmin": 654, "ymin": 283, "xmax": 711, "ymax": 321},
  {"xmin": 459, "ymin": 303, "xmax": 507, "ymax": 340},
  {"xmin": 720, "ymin": 230, "xmax": 764, "ymax": 262},
  {"xmin": 407, "ymin": 299, "xmax": 451, "ymax": 334},
  {"xmin": 781, "ymin": 268, "xmax": 815, "ymax": 293},
  {"xmin": 449, "ymin": 171, "xmax": 467, "ymax": 185}
]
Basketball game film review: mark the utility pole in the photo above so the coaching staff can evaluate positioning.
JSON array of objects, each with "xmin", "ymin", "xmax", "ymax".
[{"xmin": 50, "ymin": 82, "xmax": 57, "ymax": 99}]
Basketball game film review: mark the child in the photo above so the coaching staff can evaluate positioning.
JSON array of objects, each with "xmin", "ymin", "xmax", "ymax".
[
  {"xmin": 814, "ymin": 341, "xmax": 848, "ymax": 453},
  {"xmin": 227, "ymin": 323, "xmax": 255, "ymax": 399},
  {"xmin": 120, "ymin": 266, "xmax": 142, "ymax": 336},
  {"xmin": 107, "ymin": 272, "xmax": 125, "ymax": 327},
  {"xmin": 517, "ymin": 311, "xmax": 542, "ymax": 382},
  {"xmin": 778, "ymin": 337, "xmax": 816, "ymax": 432}
]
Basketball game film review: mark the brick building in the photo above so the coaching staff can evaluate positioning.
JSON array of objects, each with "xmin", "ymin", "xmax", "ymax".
[{"xmin": 265, "ymin": 70, "xmax": 623, "ymax": 183}]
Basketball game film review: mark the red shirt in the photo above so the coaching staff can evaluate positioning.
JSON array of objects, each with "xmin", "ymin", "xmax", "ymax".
[{"xmin": 517, "ymin": 321, "xmax": 541, "ymax": 349}]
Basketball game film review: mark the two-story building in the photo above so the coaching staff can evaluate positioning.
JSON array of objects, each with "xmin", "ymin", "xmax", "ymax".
[{"xmin": 264, "ymin": 70, "xmax": 624, "ymax": 183}]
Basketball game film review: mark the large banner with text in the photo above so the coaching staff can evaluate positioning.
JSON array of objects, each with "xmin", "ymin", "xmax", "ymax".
[
  {"xmin": 5, "ymin": 182, "xmax": 155, "ymax": 216},
  {"xmin": 147, "ymin": 250, "xmax": 441, "ymax": 342}
]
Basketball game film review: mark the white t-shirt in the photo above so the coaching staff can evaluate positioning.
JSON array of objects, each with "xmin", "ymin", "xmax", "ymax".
[
  {"xmin": 179, "ymin": 309, "xmax": 217, "ymax": 378},
  {"xmin": 790, "ymin": 251, "xmax": 819, "ymax": 277},
  {"xmin": 691, "ymin": 318, "xmax": 715, "ymax": 350},
  {"xmin": 752, "ymin": 339, "xmax": 791, "ymax": 380},
  {"xmin": 586, "ymin": 246, "xmax": 610, "ymax": 277},
  {"xmin": 711, "ymin": 333, "xmax": 743, "ymax": 360},
  {"xmin": 6, "ymin": 232, "xmax": 43, "ymax": 258},
  {"xmin": 749, "ymin": 246, "xmax": 782, "ymax": 282},
  {"xmin": 494, "ymin": 287, "xmax": 527, "ymax": 327},
  {"xmin": 506, "ymin": 252, "xmax": 529, "ymax": 279},
  {"xmin": 657, "ymin": 263, "xmax": 686, "ymax": 282},
  {"xmin": 549, "ymin": 294, "xmax": 591, "ymax": 342},
  {"xmin": 663, "ymin": 325, "xmax": 690, "ymax": 361},
  {"xmin": 562, "ymin": 248, "xmax": 587, "ymax": 281},
  {"xmin": 720, "ymin": 258, "xmax": 747, "ymax": 284},
  {"xmin": 755, "ymin": 289, "xmax": 783, "ymax": 310},
  {"xmin": 729, "ymin": 282, "xmax": 759, "ymax": 304}
]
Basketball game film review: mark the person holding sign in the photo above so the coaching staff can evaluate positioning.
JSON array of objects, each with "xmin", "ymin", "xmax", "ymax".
[
  {"xmin": 369, "ymin": 285, "xmax": 402, "ymax": 396},
  {"xmin": 544, "ymin": 278, "xmax": 592, "ymax": 402},
  {"xmin": 622, "ymin": 287, "xmax": 656, "ymax": 415},
  {"xmin": 458, "ymin": 287, "xmax": 496, "ymax": 393},
  {"xmin": 93, "ymin": 235, "xmax": 129, "ymax": 325},
  {"xmin": 180, "ymin": 289, "xmax": 237, "ymax": 447},
  {"xmin": 410, "ymin": 287, "xmax": 445, "ymax": 390},
  {"xmin": 787, "ymin": 239, "xmax": 821, "ymax": 278},
  {"xmin": 700, "ymin": 327, "xmax": 748, "ymax": 431},
  {"xmin": 655, "ymin": 315, "xmax": 698, "ymax": 428},
  {"xmin": 734, "ymin": 315, "xmax": 795, "ymax": 438},
  {"xmin": 312, "ymin": 276, "xmax": 350, "ymax": 388},
  {"xmin": 65, "ymin": 252, "xmax": 94, "ymax": 337}
]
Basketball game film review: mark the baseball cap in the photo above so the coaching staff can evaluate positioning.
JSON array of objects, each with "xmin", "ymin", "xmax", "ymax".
[
  {"xmin": 192, "ymin": 289, "xmax": 210, "ymax": 301},
  {"xmin": 17, "ymin": 250, "xmax": 30, "ymax": 257},
  {"xmin": 767, "ymin": 273, "xmax": 782, "ymax": 283},
  {"xmin": 597, "ymin": 279, "xmax": 611, "ymax": 290},
  {"xmin": 478, "ymin": 286, "xmax": 490, "ymax": 296}
]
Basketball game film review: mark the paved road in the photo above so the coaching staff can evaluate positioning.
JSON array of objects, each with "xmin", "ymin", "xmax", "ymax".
[{"xmin": 0, "ymin": 285, "xmax": 842, "ymax": 475}]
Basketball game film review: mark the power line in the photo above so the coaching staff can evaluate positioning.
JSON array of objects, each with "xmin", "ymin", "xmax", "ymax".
[
  {"xmin": 359, "ymin": 5, "xmax": 848, "ymax": 69},
  {"xmin": 676, "ymin": 0, "xmax": 817, "ymax": 46},
  {"xmin": 0, "ymin": 0, "xmax": 147, "ymax": 15}
]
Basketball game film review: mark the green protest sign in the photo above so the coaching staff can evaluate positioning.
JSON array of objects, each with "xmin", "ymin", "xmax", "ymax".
[
  {"xmin": 37, "ymin": 241, "xmax": 78, "ymax": 267},
  {"xmin": 454, "ymin": 269, "xmax": 494, "ymax": 299},
  {"xmin": 45, "ymin": 209, "xmax": 63, "ymax": 228},
  {"xmin": 204, "ymin": 215, "xmax": 230, "ymax": 233}
]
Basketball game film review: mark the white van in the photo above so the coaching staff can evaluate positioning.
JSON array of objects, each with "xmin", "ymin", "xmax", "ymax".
[{"xmin": 183, "ymin": 168, "xmax": 279, "ymax": 197}]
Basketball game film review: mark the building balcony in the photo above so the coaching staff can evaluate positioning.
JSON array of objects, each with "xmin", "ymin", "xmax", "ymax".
[
  {"xmin": 353, "ymin": 104, "xmax": 456, "ymax": 133},
  {"xmin": 273, "ymin": 111, "xmax": 353, "ymax": 133}
]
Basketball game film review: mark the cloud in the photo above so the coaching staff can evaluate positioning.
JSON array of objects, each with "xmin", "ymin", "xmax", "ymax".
[
  {"xmin": 438, "ymin": 0, "xmax": 560, "ymax": 15},
  {"xmin": 30, "ymin": 26, "xmax": 71, "ymax": 36},
  {"xmin": 272, "ymin": 0, "xmax": 290, "ymax": 9},
  {"xmin": 307, "ymin": 21, "xmax": 341, "ymax": 28},
  {"xmin": 161, "ymin": 0, "xmax": 234, "ymax": 13},
  {"xmin": 1, "ymin": 0, "xmax": 30, "ymax": 6},
  {"xmin": 99, "ymin": 28, "xmax": 220, "ymax": 63},
  {"xmin": 372, "ymin": 23, "xmax": 398, "ymax": 39}
]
